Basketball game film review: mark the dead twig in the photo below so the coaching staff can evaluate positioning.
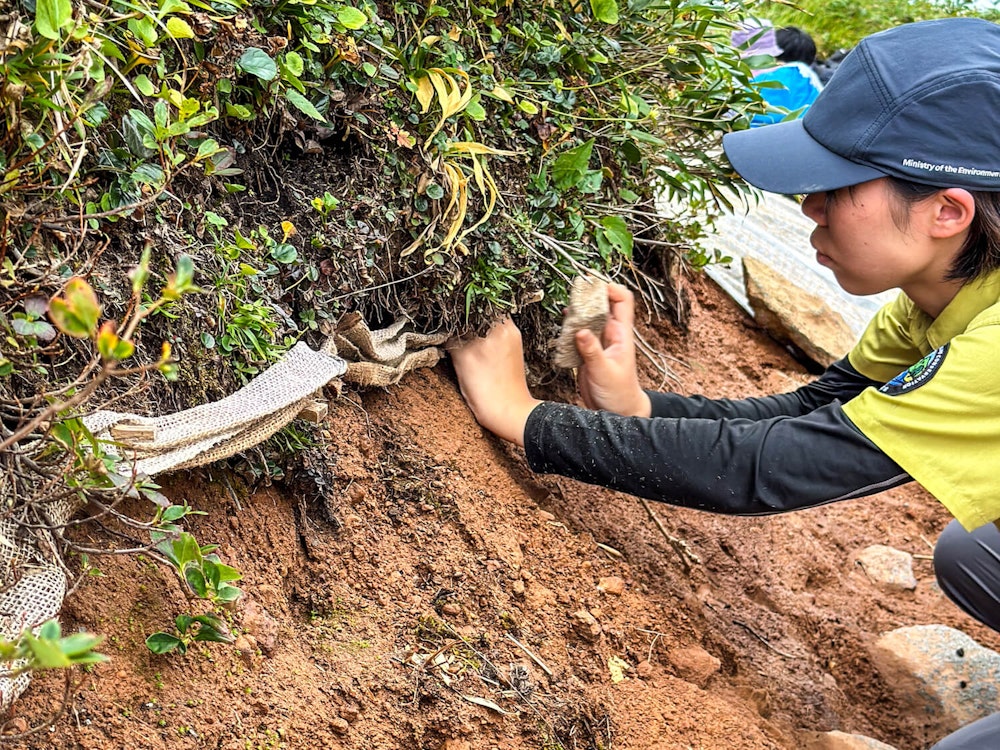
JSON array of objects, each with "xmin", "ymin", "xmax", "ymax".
[
  {"xmin": 0, "ymin": 670, "xmax": 74, "ymax": 742},
  {"xmin": 639, "ymin": 498, "xmax": 700, "ymax": 574},
  {"xmin": 505, "ymin": 633, "xmax": 553, "ymax": 677},
  {"xmin": 732, "ymin": 619, "xmax": 801, "ymax": 660}
]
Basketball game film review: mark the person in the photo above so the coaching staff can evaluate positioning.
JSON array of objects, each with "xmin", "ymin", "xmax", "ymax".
[
  {"xmin": 811, "ymin": 46, "xmax": 850, "ymax": 86},
  {"xmin": 450, "ymin": 17, "xmax": 1000, "ymax": 750},
  {"xmin": 746, "ymin": 25, "xmax": 824, "ymax": 126}
]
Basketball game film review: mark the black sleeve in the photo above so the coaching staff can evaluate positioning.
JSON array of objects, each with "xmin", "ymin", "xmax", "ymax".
[
  {"xmin": 523, "ymin": 399, "xmax": 911, "ymax": 515},
  {"xmin": 647, "ymin": 356, "xmax": 881, "ymax": 421}
]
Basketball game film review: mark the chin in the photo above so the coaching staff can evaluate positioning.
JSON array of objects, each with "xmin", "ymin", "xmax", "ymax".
[{"xmin": 833, "ymin": 275, "xmax": 889, "ymax": 297}]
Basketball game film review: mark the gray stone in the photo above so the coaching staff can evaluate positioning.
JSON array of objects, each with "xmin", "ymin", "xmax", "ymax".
[
  {"xmin": 870, "ymin": 624, "xmax": 1000, "ymax": 736},
  {"xmin": 800, "ymin": 730, "xmax": 898, "ymax": 750},
  {"xmin": 743, "ymin": 254, "xmax": 857, "ymax": 367},
  {"xmin": 856, "ymin": 545, "xmax": 918, "ymax": 592}
]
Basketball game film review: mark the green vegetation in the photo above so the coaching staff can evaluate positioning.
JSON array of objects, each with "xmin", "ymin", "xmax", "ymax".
[
  {"xmin": 0, "ymin": 0, "xmax": 778, "ymax": 691},
  {"xmin": 0, "ymin": 620, "xmax": 106, "ymax": 674},
  {"xmin": 762, "ymin": 0, "xmax": 1000, "ymax": 55}
]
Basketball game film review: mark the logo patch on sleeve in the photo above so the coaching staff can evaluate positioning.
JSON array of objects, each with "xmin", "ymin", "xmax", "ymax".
[{"xmin": 879, "ymin": 344, "xmax": 950, "ymax": 396}]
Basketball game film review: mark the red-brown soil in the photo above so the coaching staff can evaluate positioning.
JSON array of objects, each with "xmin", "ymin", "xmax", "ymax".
[{"xmin": 4, "ymin": 275, "xmax": 994, "ymax": 750}]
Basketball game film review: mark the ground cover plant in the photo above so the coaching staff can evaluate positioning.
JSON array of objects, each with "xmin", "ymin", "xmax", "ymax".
[
  {"xmin": 0, "ymin": 0, "xmax": 790, "ymax": 721},
  {"xmin": 3, "ymin": 0, "xmax": 1000, "ymax": 741}
]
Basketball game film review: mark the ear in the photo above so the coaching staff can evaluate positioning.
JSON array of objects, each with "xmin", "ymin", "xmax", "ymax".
[{"xmin": 927, "ymin": 188, "xmax": 975, "ymax": 239}]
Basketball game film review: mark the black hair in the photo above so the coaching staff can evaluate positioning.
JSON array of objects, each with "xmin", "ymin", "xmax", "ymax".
[
  {"xmin": 886, "ymin": 177, "xmax": 1000, "ymax": 281},
  {"xmin": 775, "ymin": 27, "xmax": 817, "ymax": 66}
]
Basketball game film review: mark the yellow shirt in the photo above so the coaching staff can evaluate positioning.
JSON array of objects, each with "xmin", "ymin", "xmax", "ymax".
[{"xmin": 843, "ymin": 269, "xmax": 1000, "ymax": 530}]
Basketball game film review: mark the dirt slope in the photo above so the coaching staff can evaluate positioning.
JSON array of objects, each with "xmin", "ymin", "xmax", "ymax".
[{"xmin": 4, "ymin": 276, "xmax": 995, "ymax": 750}]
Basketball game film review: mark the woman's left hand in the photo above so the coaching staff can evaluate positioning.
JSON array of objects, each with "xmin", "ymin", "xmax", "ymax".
[{"xmin": 449, "ymin": 318, "xmax": 542, "ymax": 447}]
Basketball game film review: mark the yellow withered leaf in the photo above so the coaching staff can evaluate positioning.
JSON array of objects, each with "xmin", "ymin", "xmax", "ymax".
[
  {"xmin": 489, "ymin": 85, "xmax": 514, "ymax": 103},
  {"xmin": 423, "ymin": 68, "xmax": 473, "ymax": 146},
  {"xmin": 414, "ymin": 76, "xmax": 434, "ymax": 114},
  {"xmin": 447, "ymin": 141, "xmax": 520, "ymax": 157}
]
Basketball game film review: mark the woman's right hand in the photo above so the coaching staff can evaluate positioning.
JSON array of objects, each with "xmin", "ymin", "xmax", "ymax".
[{"xmin": 574, "ymin": 283, "xmax": 651, "ymax": 418}]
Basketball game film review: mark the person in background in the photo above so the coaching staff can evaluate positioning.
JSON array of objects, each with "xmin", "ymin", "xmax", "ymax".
[
  {"xmin": 812, "ymin": 46, "xmax": 851, "ymax": 85},
  {"xmin": 748, "ymin": 25, "xmax": 825, "ymax": 126},
  {"xmin": 451, "ymin": 18, "xmax": 1000, "ymax": 750}
]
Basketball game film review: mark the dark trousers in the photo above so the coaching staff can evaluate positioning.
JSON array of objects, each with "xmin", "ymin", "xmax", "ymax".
[{"xmin": 929, "ymin": 519, "xmax": 1000, "ymax": 749}]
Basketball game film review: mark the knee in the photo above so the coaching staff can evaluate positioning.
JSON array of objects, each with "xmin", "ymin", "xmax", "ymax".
[{"xmin": 934, "ymin": 519, "xmax": 973, "ymax": 588}]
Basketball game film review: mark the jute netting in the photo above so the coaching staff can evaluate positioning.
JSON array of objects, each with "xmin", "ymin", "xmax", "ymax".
[{"xmin": 0, "ymin": 317, "xmax": 448, "ymax": 711}]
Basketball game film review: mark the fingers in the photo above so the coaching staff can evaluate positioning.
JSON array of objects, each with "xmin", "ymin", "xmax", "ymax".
[
  {"xmin": 606, "ymin": 283, "xmax": 635, "ymax": 330},
  {"xmin": 575, "ymin": 329, "xmax": 604, "ymax": 364}
]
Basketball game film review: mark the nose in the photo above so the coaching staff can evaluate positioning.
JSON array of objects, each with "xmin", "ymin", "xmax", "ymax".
[{"xmin": 801, "ymin": 193, "xmax": 827, "ymax": 225}]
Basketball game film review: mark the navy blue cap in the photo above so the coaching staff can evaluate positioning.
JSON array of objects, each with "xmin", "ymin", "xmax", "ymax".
[{"xmin": 723, "ymin": 18, "xmax": 1000, "ymax": 194}]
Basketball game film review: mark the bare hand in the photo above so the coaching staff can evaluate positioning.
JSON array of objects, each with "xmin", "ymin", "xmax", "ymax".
[
  {"xmin": 575, "ymin": 283, "xmax": 651, "ymax": 418},
  {"xmin": 449, "ymin": 318, "xmax": 543, "ymax": 446}
]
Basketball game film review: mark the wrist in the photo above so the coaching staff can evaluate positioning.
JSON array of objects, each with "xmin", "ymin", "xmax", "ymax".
[
  {"xmin": 504, "ymin": 397, "xmax": 543, "ymax": 447},
  {"xmin": 633, "ymin": 390, "xmax": 652, "ymax": 419}
]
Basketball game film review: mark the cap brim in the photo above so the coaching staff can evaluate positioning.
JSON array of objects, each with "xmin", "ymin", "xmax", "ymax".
[{"xmin": 722, "ymin": 119, "xmax": 885, "ymax": 194}]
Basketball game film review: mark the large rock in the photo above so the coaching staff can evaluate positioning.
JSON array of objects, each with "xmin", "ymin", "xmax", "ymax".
[
  {"xmin": 869, "ymin": 625, "xmax": 1000, "ymax": 736},
  {"xmin": 855, "ymin": 545, "xmax": 918, "ymax": 592},
  {"xmin": 800, "ymin": 730, "xmax": 898, "ymax": 750},
  {"xmin": 743, "ymin": 255, "xmax": 856, "ymax": 367}
]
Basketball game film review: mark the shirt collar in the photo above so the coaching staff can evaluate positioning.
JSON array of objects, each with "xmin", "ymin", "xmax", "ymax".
[{"xmin": 921, "ymin": 269, "xmax": 1000, "ymax": 349}]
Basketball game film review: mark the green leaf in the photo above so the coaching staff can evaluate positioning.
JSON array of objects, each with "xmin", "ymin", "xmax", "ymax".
[
  {"xmin": 225, "ymin": 103, "xmax": 255, "ymax": 120},
  {"xmin": 171, "ymin": 531, "xmax": 202, "ymax": 568},
  {"xmin": 578, "ymin": 170, "xmax": 603, "ymax": 194},
  {"xmin": 336, "ymin": 6, "xmax": 367, "ymax": 29},
  {"xmin": 204, "ymin": 557, "xmax": 241, "ymax": 582},
  {"xmin": 134, "ymin": 75, "xmax": 156, "ymax": 97},
  {"xmin": 464, "ymin": 96, "xmax": 486, "ymax": 121},
  {"xmin": 48, "ymin": 278, "xmax": 101, "ymax": 339},
  {"xmin": 23, "ymin": 633, "xmax": 71, "ymax": 669},
  {"xmin": 191, "ymin": 613, "xmax": 233, "ymax": 643},
  {"xmin": 628, "ymin": 130, "xmax": 666, "ymax": 147},
  {"xmin": 165, "ymin": 16, "xmax": 194, "ymax": 39},
  {"xmin": 146, "ymin": 632, "xmax": 185, "ymax": 654},
  {"xmin": 96, "ymin": 321, "xmax": 135, "ymax": 361},
  {"xmin": 35, "ymin": 0, "xmax": 73, "ymax": 40},
  {"xmin": 158, "ymin": 0, "xmax": 192, "ymax": 14},
  {"xmin": 589, "ymin": 0, "xmax": 619, "ymax": 23},
  {"xmin": 130, "ymin": 246, "xmax": 151, "ymax": 295},
  {"xmin": 204, "ymin": 211, "xmax": 227, "ymax": 227},
  {"xmin": 184, "ymin": 565, "xmax": 209, "ymax": 598},
  {"xmin": 215, "ymin": 584, "xmax": 242, "ymax": 603},
  {"xmin": 270, "ymin": 243, "xmax": 297, "ymax": 264},
  {"xmin": 128, "ymin": 16, "xmax": 157, "ymax": 46},
  {"xmin": 237, "ymin": 48, "xmax": 277, "ymax": 81},
  {"xmin": 161, "ymin": 505, "xmax": 187, "ymax": 522},
  {"xmin": 284, "ymin": 90, "xmax": 325, "ymax": 122},
  {"xmin": 196, "ymin": 139, "xmax": 222, "ymax": 160},
  {"xmin": 599, "ymin": 215, "xmax": 634, "ymax": 258},
  {"xmin": 192, "ymin": 623, "xmax": 233, "ymax": 644},
  {"xmin": 58, "ymin": 632, "xmax": 105, "ymax": 659},
  {"xmin": 12, "ymin": 317, "xmax": 56, "ymax": 342},
  {"xmin": 283, "ymin": 51, "xmax": 304, "ymax": 77},
  {"xmin": 425, "ymin": 183, "xmax": 444, "ymax": 200},
  {"xmin": 39, "ymin": 620, "xmax": 61, "ymax": 641},
  {"xmin": 165, "ymin": 254, "xmax": 197, "ymax": 300},
  {"xmin": 551, "ymin": 139, "xmax": 594, "ymax": 191}
]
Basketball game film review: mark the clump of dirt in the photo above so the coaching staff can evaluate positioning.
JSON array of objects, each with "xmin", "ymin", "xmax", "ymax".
[{"xmin": 3, "ymin": 276, "xmax": 992, "ymax": 750}]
